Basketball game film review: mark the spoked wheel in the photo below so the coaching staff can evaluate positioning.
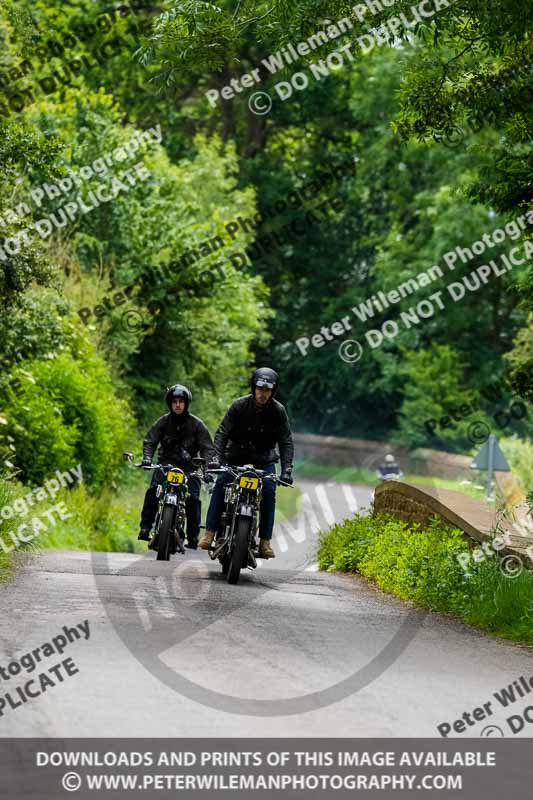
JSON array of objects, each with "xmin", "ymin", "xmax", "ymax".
[
  {"xmin": 156, "ymin": 505, "xmax": 176, "ymax": 561},
  {"xmin": 227, "ymin": 516, "xmax": 251, "ymax": 585}
]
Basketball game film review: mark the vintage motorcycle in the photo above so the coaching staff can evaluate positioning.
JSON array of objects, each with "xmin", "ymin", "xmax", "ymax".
[
  {"xmin": 206, "ymin": 464, "xmax": 291, "ymax": 584},
  {"xmin": 124, "ymin": 453, "xmax": 207, "ymax": 561}
]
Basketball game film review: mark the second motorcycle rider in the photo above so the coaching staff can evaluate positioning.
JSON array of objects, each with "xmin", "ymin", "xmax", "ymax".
[
  {"xmin": 138, "ymin": 384, "xmax": 215, "ymax": 549},
  {"xmin": 199, "ymin": 367, "xmax": 294, "ymax": 559}
]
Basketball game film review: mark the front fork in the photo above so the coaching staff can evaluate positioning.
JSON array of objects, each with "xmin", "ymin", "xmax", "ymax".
[
  {"xmin": 230, "ymin": 500, "xmax": 260, "ymax": 567},
  {"xmin": 153, "ymin": 486, "xmax": 186, "ymax": 551},
  {"xmin": 210, "ymin": 496, "xmax": 257, "ymax": 563}
]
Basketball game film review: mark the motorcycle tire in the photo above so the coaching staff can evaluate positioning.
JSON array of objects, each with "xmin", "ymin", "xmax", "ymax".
[
  {"xmin": 227, "ymin": 516, "xmax": 251, "ymax": 585},
  {"xmin": 221, "ymin": 553, "xmax": 230, "ymax": 575},
  {"xmin": 156, "ymin": 504, "xmax": 176, "ymax": 561}
]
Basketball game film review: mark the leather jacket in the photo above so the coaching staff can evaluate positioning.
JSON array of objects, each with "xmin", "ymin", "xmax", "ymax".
[
  {"xmin": 143, "ymin": 411, "xmax": 214, "ymax": 470},
  {"xmin": 214, "ymin": 394, "xmax": 294, "ymax": 470}
]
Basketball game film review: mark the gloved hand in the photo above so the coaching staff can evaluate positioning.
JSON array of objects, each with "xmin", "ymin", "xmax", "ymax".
[
  {"xmin": 280, "ymin": 468, "xmax": 293, "ymax": 485},
  {"xmin": 141, "ymin": 456, "xmax": 152, "ymax": 468},
  {"xmin": 208, "ymin": 457, "xmax": 221, "ymax": 470}
]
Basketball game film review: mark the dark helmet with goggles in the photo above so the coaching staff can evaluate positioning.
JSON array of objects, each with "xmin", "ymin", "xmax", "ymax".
[{"xmin": 251, "ymin": 367, "xmax": 279, "ymax": 397}]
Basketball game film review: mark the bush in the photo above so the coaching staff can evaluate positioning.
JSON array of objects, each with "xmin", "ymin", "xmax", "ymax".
[
  {"xmin": 499, "ymin": 435, "xmax": 533, "ymax": 493},
  {"xmin": 0, "ymin": 475, "xmax": 19, "ymax": 577},
  {"xmin": 318, "ymin": 511, "xmax": 533, "ymax": 644},
  {"xmin": 34, "ymin": 480, "xmax": 145, "ymax": 554},
  {"xmin": 0, "ymin": 341, "xmax": 132, "ymax": 487},
  {"xmin": 462, "ymin": 559, "xmax": 533, "ymax": 643}
]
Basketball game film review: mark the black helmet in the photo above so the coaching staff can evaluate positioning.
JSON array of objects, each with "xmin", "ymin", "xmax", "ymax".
[
  {"xmin": 165, "ymin": 383, "xmax": 192, "ymax": 411},
  {"xmin": 251, "ymin": 367, "xmax": 278, "ymax": 396}
]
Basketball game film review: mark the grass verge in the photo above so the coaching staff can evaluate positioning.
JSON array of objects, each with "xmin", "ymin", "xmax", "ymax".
[
  {"xmin": 318, "ymin": 512, "xmax": 533, "ymax": 645},
  {"xmin": 295, "ymin": 460, "xmax": 488, "ymax": 500}
]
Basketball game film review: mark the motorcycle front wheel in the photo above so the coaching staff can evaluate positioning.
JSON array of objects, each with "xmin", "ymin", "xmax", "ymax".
[
  {"xmin": 227, "ymin": 516, "xmax": 251, "ymax": 585},
  {"xmin": 156, "ymin": 504, "xmax": 176, "ymax": 561}
]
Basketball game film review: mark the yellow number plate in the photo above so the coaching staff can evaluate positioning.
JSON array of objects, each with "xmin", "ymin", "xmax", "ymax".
[
  {"xmin": 239, "ymin": 476, "xmax": 259, "ymax": 490},
  {"xmin": 167, "ymin": 471, "xmax": 185, "ymax": 484}
]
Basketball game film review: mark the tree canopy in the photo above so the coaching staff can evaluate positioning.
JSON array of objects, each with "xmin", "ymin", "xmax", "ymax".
[{"xmin": 0, "ymin": 0, "xmax": 531, "ymax": 485}]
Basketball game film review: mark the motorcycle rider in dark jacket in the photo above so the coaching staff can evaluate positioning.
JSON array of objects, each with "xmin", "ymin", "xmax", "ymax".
[
  {"xmin": 376, "ymin": 453, "xmax": 403, "ymax": 481},
  {"xmin": 199, "ymin": 367, "xmax": 294, "ymax": 559},
  {"xmin": 138, "ymin": 384, "xmax": 215, "ymax": 548}
]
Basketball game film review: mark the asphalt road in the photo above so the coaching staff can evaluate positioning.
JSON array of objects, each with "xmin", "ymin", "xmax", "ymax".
[{"xmin": 1, "ymin": 478, "xmax": 532, "ymax": 738}]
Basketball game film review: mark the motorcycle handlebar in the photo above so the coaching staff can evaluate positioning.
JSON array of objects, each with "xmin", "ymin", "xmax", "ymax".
[
  {"xmin": 131, "ymin": 462, "xmax": 210, "ymax": 482},
  {"xmin": 207, "ymin": 465, "xmax": 293, "ymax": 488}
]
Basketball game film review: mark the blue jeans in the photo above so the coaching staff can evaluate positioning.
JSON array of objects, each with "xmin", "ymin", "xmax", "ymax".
[{"xmin": 205, "ymin": 463, "xmax": 277, "ymax": 540}]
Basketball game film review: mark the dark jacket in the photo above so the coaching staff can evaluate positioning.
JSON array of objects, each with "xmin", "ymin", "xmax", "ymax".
[
  {"xmin": 378, "ymin": 461, "xmax": 401, "ymax": 477},
  {"xmin": 214, "ymin": 394, "xmax": 294, "ymax": 470},
  {"xmin": 143, "ymin": 411, "xmax": 214, "ymax": 470}
]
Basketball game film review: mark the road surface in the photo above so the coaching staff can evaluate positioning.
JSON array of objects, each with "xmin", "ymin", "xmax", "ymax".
[{"xmin": 1, "ymin": 478, "xmax": 532, "ymax": 737}]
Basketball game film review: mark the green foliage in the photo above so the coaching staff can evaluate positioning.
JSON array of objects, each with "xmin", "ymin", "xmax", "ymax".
[
  {"xmin": 359, "ymin": 516, "xmax": 471, "ymax": 612},
  {"xmin": 318, "ymin": 512, "xmax": 380, "ymax": 573},
  {"xmin": 0, "ymin": 475, "xmax": 20, "ymax": 577},
  {"xmin": 318, "ymin": 512, "xmax": 471, "ymax": 612},
  {"xmin": 461, "ymin": 559, "xmax": 533, "ymax": 644},
  {"xmin": 0, "ymin": 344, "xmax": 132, "ymax": 486},
  {"xmin": 0, "ymin": 288, "xmax": 72, "ymax": 368},
  {"xmin": 499, "ymin": 435, "xmax": 533, "ymax": 493},
  {"xmin": 395, "ymin": 344, "xmax": 484, "ymax": 449},
  {"xmin": 318, "ymin": 511, "xmax": 533, "ymax": 644},
  {"xmin": 505, "ymin": 315, "xmax": 533, "ymax": 402},
  {"xmin": 35, "ymin": 478, "xmax": 146, "ymax": 554}
]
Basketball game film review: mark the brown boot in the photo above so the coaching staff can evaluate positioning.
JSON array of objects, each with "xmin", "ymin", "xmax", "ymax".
[
  {"xmin": 199, "ymin": 530, "xmax": 215, "ymax": 550},
  {"xmin": 259, "ymin": 539, "xmax": 275, "ymax": 559}
]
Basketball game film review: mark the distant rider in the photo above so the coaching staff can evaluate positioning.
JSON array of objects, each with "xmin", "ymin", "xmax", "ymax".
[
  {"xmin": 377, "ymin": 453, "xmax": 402, "ymax": 481},
  {"xmin": 199, "ymin": 368, "xmax": 294, "ymax": 559},
  {"xmin": 138, "ymin": 384, "xmax": 214, "ymax": 549}
]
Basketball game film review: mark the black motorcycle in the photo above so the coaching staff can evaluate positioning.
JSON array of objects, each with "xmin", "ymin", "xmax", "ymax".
[
  {"xmin": 124, "ymin": 453, "xmax": 207, "ymax": 561},
  {"xmin": 206, "ymin": 464, "xmax": 291, "ymax": 584}
]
